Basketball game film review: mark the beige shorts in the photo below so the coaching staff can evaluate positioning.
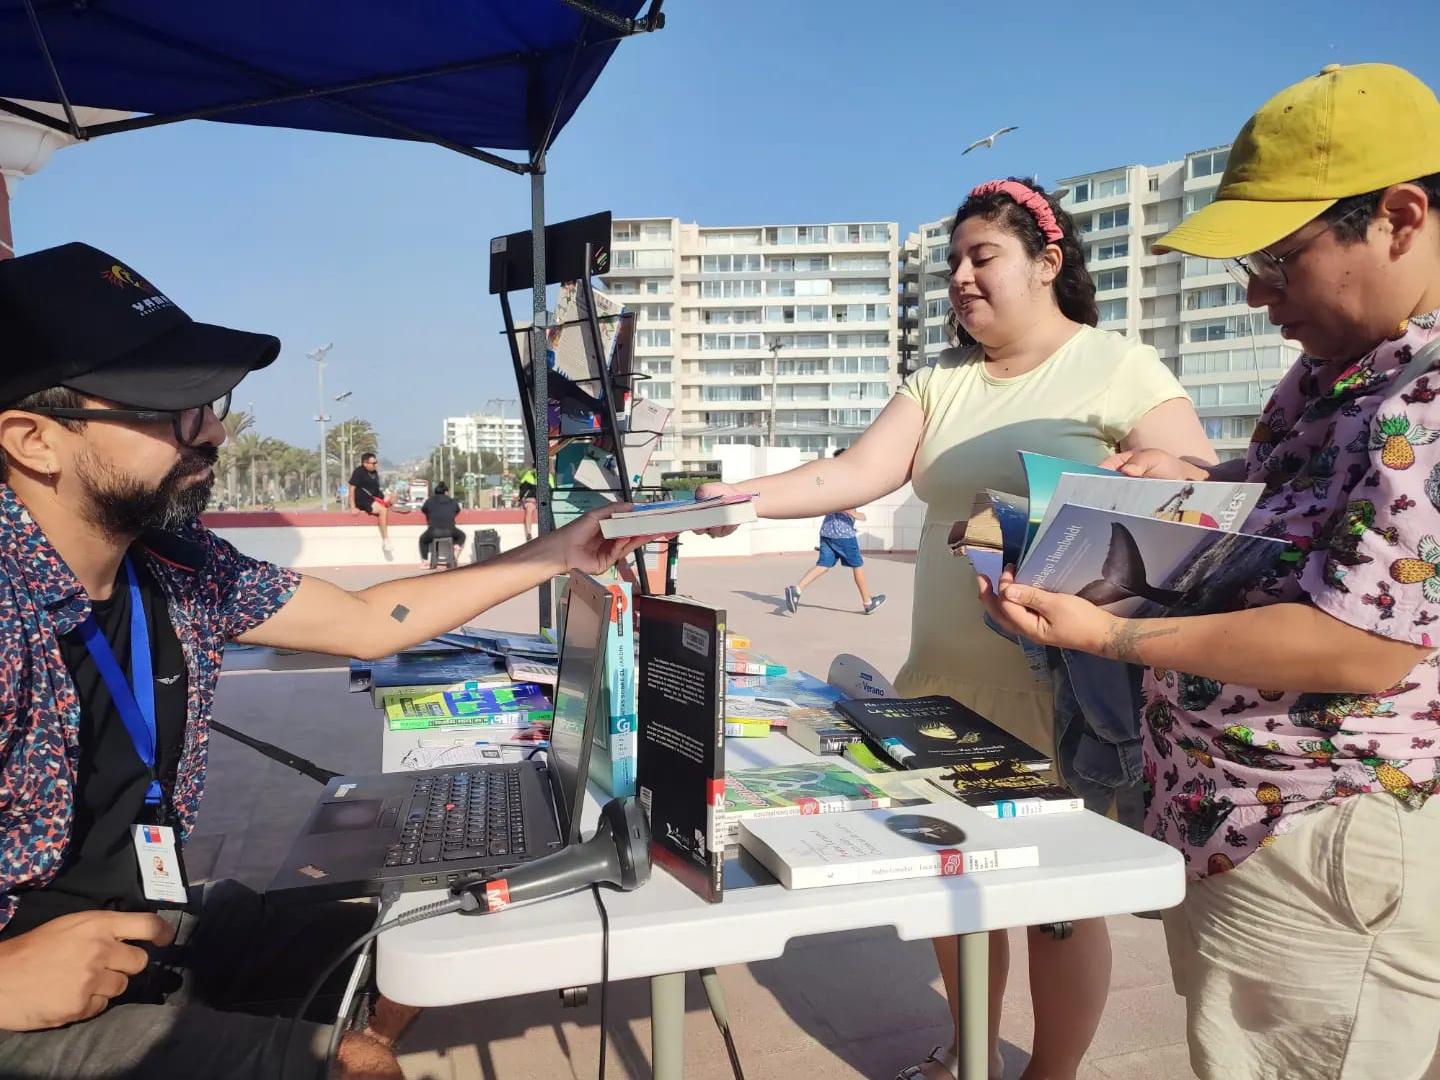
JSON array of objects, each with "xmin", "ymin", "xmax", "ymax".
[{"xmin": 1162, "ymin": 792, "xmax": 1440, "ymax": 1080}]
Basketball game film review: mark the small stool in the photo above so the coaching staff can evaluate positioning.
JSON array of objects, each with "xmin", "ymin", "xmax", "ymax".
[{"xmin": 428, "ymin": 535, "xmax": 457, "ymax": 570}]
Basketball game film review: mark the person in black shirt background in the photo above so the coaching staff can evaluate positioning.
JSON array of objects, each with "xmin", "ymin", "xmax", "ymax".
[
  {"xmin": 347, "ymin": 452, "xmax": 392, "ymax": 560},
  {"xmin": 418, "ymin": 482, "xmax": 465, "ymax": 566}
]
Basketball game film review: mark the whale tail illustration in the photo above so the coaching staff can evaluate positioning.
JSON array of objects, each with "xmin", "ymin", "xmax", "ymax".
[{"xmin": 1074, "ymin": 522, "xmax": 1185, "ymax": 608}]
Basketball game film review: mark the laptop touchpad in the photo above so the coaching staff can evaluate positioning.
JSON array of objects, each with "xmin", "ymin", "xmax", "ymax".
[{"xmin": 309, "ymin": 799, "xmax": 384, "ymax": 833}]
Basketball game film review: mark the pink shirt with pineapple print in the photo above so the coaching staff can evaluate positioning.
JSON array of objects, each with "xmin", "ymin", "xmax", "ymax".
[{"xmin": 1143, "ymin": 310, "xmax": 1440, "ymax": 879}]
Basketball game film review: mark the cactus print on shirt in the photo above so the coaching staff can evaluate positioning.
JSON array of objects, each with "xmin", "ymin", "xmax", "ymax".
[
  {"xmin": 1143, "ymin": 310, "xmax": 1440, "ymax": 878},
  {"xmin": 0, "ymin": 484, "xmax": 299, "ymax": 930}
]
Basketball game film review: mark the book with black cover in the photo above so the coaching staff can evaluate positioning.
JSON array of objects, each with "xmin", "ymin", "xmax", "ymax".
[
  {"xmin": 636, "ymin": 594, "xmax": 727, "ymax": 903},
  {"xmin": 837, "ymin": 695, "xmax": 1050, "ymax": 773}
]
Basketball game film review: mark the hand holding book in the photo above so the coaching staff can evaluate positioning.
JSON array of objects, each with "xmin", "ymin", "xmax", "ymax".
[{"xmin": 976, "ymin": 564, "xmax": 1123, "ymax": 657}]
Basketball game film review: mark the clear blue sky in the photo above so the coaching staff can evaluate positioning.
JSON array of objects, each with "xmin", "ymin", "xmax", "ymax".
[{"xmin": 13, "ymin": 0, "xmax": 1440, "ymax": 461}]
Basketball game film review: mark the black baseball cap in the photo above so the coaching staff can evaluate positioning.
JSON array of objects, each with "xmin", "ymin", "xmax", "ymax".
[{"xmin": 0, "ymin": 242, "xmax": 280, "ymax": 410}]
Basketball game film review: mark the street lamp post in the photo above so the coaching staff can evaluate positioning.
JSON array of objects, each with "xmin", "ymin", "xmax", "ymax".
[
  {"xmin": 334, "ymin": 390, "xmax": 353, "ymax": 492},
  {"xmin": 308, "ymin": 343, "xmax": 334, "ymax": 510},
  {"xmin": 766, "ymin": 337, "xmax": 784, "ymax": 448}
]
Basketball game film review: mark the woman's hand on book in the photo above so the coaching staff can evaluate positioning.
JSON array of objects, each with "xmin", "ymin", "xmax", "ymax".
[
  {"xmin": 976, "ymin": 568, "xmax": 1118, "ymax": 654},
  {"xmin": 1100, "ymin": 448, "xmax": 1210, "ymax": 481},
  {"xmin": 693, "ymin": 481, "xmax": 747, "ymax": 537},
  {"xmin": 546, "ymin": 504, "xmax": 658, "ymax": 575}
]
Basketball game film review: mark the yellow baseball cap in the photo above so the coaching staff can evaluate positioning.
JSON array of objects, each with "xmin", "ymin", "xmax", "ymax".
[{"xmin": 1155, "ymin": 63, "xmax": 1440, "ymax": 258}]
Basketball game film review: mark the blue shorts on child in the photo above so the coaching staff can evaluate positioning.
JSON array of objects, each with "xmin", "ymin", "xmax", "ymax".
[{"xmin": 817, "ymin": 535, "xmax": 863, "ymax": 568}]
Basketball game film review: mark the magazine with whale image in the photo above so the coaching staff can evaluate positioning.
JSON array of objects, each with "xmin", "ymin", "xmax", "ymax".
[{"xmin": 956, "ymin": 452, "xmax": 1282, "ymax": 616}]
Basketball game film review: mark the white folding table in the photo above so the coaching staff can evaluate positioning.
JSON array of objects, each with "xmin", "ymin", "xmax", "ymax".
[{"xmin": 376, "ymin": 732, "xmax": 1184, "ymax": 1079}]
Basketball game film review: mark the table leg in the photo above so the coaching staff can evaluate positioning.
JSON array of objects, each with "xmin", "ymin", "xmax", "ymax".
[
  {"xmin": 955, "ymin": 931, "xmax": 989, "ymax": 1080},
  {"xmin": 651, "ymin": 970, "xmax": 687, "ymax": 1080}
]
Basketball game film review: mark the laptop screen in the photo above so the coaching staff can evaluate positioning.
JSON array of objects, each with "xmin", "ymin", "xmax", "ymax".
[{"xmin": 546, "ymin": 572, "xmax": 614, "ymax": 846}]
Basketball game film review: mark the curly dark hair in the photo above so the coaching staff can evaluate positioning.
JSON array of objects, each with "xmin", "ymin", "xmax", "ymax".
[
  {"xmin": 1319, "ymin": 172, "xmax": 1440, "ymax": 243},
  {"xmin": 0, "ymin": 386, "xmax": 85, "ymax": 482},
  {"xmin": 947, "ymin": 177, "xmax": 1098, "ymax": 347}
]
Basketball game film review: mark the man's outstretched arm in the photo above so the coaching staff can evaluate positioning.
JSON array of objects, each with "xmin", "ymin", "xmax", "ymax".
[{"xmin": 234, "ymin": 507, "xmax": 648, "ymax": 659}]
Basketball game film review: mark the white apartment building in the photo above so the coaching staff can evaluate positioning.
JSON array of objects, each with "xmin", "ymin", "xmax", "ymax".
[
  {"xmin": 913, "ymin": 144, "xmax": 1297, "ymax": 459},
  {"xmin": 602, "ymin": 217, "xmax": 901, "ymax": 476},
  {"xmin": 442, "ymin": 413, "xmax": 527, "ymax": 467}
]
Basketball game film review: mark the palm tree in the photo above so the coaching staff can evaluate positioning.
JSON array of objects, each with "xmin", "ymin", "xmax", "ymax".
[{"xmin": 219, "ymin": 410, "xmax": 255, "ymax": 506}]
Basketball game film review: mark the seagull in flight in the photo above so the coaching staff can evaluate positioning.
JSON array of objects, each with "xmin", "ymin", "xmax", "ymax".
[{"xmin": 962, "ymin": 126, "xmax": 1019, "ymax": 155}]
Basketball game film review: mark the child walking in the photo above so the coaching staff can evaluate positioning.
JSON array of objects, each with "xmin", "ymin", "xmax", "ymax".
[{"xmin": 784, "ymin": 452, "xmax": 885, "ymax": 615}]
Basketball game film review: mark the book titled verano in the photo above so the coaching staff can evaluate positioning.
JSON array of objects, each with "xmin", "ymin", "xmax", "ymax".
[{"xmin": 739, "ymin": 800, "xmax": 1040, "ymax": 889}]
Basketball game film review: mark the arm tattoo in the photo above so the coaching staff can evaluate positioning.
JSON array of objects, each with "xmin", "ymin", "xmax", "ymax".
[
  {"xmin": 815, "ymin": 475, "xmax": 825, "ymax": 487},
  {"xmin": 1101, "ymin": 619, "xmax": 1178, "ymax": 664},
  {"xmin": 389, "ymin": 604, "xmax": 410, "ymax": 623}
]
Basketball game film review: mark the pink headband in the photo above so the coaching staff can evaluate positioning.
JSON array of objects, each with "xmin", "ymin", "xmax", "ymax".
[{"xmin": 967, "ymin": 179, "xmax": 1064, "ymax": 242}]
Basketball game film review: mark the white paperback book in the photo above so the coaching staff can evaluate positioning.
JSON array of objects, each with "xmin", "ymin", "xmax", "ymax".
[
  {"xmin": 739, "ymin": 799, "xmax": 1040, "ymax": 889},
  {"xmin": 599, "ymin": 495, "xmax": 757, "ymax": 539}
]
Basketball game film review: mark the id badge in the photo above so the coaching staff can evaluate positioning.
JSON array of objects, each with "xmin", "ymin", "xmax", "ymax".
[{"xmin": 131, "ymin": 824, "xmax": 189, "ymax": 905}]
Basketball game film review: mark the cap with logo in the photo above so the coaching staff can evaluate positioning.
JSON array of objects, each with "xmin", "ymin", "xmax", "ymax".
[
  {"xmin": 0, "ymin": 242, "xmax": 280, "ymax": 410},
  {"xmin": 1156, "ymin": 63, "xmax": 1440, "ymax": 258}
]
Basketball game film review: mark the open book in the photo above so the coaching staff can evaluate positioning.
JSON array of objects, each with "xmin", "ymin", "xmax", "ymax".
[{"xmin": 955, "ymin": 452, "xmax": 1284, "ymax": 618}]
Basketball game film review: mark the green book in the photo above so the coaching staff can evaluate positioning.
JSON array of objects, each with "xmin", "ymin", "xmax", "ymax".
[{"xmin": 716, "ymin": 762, "xmax": 890, "ymax": 844}]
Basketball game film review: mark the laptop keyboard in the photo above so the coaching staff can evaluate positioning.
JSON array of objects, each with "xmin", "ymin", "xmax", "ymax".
[{"xmin": 384, "ymin": 767, "xmax": 527, "ymax": 868}]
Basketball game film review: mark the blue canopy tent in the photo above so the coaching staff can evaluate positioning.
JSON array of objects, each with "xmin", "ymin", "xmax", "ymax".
[{"xmin": 0, "ymin": 0, "xmax": 664, "ymax": 619}]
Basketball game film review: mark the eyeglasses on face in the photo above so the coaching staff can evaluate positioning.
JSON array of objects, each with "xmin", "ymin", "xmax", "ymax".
[
  {"xmin": 1226, "ymin": 205, "xmax": 1369, "ymax": 292},
  {"xmin": 25, "ymin": 390, "xmax": 232, "ymax": 446}
]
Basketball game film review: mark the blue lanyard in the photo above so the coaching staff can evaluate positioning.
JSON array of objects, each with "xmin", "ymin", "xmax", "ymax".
[{"xmin": 78, "ymin": 555, "xmax": 162, "ymax": 807}]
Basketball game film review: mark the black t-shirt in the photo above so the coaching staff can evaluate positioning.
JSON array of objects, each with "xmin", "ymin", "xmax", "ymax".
[
  {"xmin": 0, "ymin": 557, "xmax": 189, "ymax": 940},
  {"xmin": 348, "ymin": 465, "xmax": 383, "ymax": 509},
  {"xmin": 421, "ymin": 494, "xmax": 460, "ymax": 530}
]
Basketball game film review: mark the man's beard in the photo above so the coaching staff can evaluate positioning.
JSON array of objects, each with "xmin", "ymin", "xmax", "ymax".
[{"xmin": 75, "ymin": 445, "xmax": 220, "ymax": 536}]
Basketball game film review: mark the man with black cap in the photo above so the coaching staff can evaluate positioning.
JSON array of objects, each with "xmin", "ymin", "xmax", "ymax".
[{"xmin": 0, "ymin": 243, "xmax": 649, "ymax": 1078}]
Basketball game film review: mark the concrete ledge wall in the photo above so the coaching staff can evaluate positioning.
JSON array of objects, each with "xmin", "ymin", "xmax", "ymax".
[{"xmin": 204, "ymin": 489, "xmax": 927, "ymax": 569}]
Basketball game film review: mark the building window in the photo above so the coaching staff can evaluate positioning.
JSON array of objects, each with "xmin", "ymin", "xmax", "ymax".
[
  {"xmin": 643, "ymin": 381, "xmax": 672, "ymax": 401},
  {"xmin": 641, "ymin": 221, "xmax": 672, "ymax": 241},
  {"xmin": 1096, "ymin": 174, "xmax": 1128, "ymax": 199},
  {"xmin": 1071, "ymin": 180, "xmax": 1091, "ymax": 203},
  {"xmin": 639, "ymin": 304, "xmax": 671, "ymax": 322},
  {"xmin": 1148, "ymin": 174, "xmax": 1160, "ymax": 192},
  {"xmin": 635, "ymin": 329, "xmax": 671, "ymax": 348},
  {"xmin": 643, "ymin": 279, "xmax": 673, "ymax": 295},
  {"xmin": 1095, "ymin": 240, "xmax": 1129, "ymax": 262},
  {"xmin": 1188, "ymin": 149, "xmax": 1230, "ymax": 180},
  {"xmin": 1184, "ymin": 283, "xmax": 1245, "ymax": 310},
  {"xmin": 1095, "ymin": 268, "xmax": 1128, "ymax": 292},
  {"xmin": 1094, "ymin": 207, "xmax": 1129, "ymax": 231},
  {"xmin": 702, "ymin": 253, "xmax": 762, "ymax": 273},
  {"xmin": 777, "ymin": 359, "xmax": 827, "ymax": 376},
  {"xmin": 640, "ymin": 359, "xmax": 672, "ymax": 375},
  {"xmin": 1187, "ymin": 314, "xmax": 1269, "ymax": 342},
  {"xmin": 700, "ymin": 279, "xmax": 762, "ymax": 298},
  {"xmin": 1184, "ymin": 189, "xmax": 1217, "ymax": 215},
  {"xmin": 1183, "ymin": 255, "xmax": 1228, "ymax": 278},
  {"xmin": 1098, "ymin": 299, "xmax": 1127, "ymax": 323},
  {"xmin": 925, "ymin": 297, "xmax": 949, "ymax": 318},
  {"xmin": 701, "ymin": 332, "xmax": 763, "ymax": 351},
  {"xmin": 836, "ymin": 254, "xmax": 889, "ymax": 270}
]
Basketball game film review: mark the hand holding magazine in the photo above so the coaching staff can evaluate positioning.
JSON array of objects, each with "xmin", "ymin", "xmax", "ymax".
[{"xmin": 956, "ymin": 452, "xmax": 1286, "ymax": 619}]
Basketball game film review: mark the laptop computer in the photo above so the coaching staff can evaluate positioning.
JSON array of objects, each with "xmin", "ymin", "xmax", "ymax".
[{"xmin": 268, "ymin": 571, "xmax": 614, "ymax": 903}]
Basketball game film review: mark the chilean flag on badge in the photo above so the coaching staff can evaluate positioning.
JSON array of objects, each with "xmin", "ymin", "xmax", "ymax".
[{"xmin": 142, "ymin": 825, "xmax": 163, "ymax": 845}]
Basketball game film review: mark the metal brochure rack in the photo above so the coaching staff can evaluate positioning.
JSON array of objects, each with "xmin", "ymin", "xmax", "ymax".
[{"xmin": 490, "ymin": 211, "xmax": 680, "ymax": 623}]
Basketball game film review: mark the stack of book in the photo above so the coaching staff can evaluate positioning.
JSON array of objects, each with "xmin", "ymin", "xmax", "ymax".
[
  {"xmin": 837, "ymin": 695, "xmax": 1080, "ymax": 818},
  {"xmin": 716, "ymin": 762, "xmax": 890, "ymax": 844}
]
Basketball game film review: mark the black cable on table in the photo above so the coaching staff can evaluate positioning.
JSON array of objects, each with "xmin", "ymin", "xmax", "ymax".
[{"xmin": 591, "ymin": 883, "xmax": 611, "ymax": 1079}]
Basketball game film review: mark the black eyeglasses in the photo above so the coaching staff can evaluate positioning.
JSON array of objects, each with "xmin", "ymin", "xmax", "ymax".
[
  {"xmin": 27, "ymin": 390, "xmax": 231, "ymax": 447},
  {"xmin": 1226, "ymin": 205, "xmax": 1368, "ymax": 292}
]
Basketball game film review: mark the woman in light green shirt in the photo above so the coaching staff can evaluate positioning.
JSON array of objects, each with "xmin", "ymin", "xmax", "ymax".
[{"xmin": 702, "ymin": 179, "xmax": 1215, "ymax": 1079}]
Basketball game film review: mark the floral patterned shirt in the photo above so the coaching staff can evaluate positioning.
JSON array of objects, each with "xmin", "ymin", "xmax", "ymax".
[
  {"xmin": 0, "ymin": 484, "xmax": 299, "ymax": 930},
  {"xmin": 1143, "ymin": 311, "xmax": 1440, "ymax": 878}
]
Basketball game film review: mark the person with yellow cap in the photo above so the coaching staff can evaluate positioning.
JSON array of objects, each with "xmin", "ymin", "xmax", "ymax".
[{"xmin": 979, "ymin": 62, "xmax": 1440, "ymax": 1080}]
